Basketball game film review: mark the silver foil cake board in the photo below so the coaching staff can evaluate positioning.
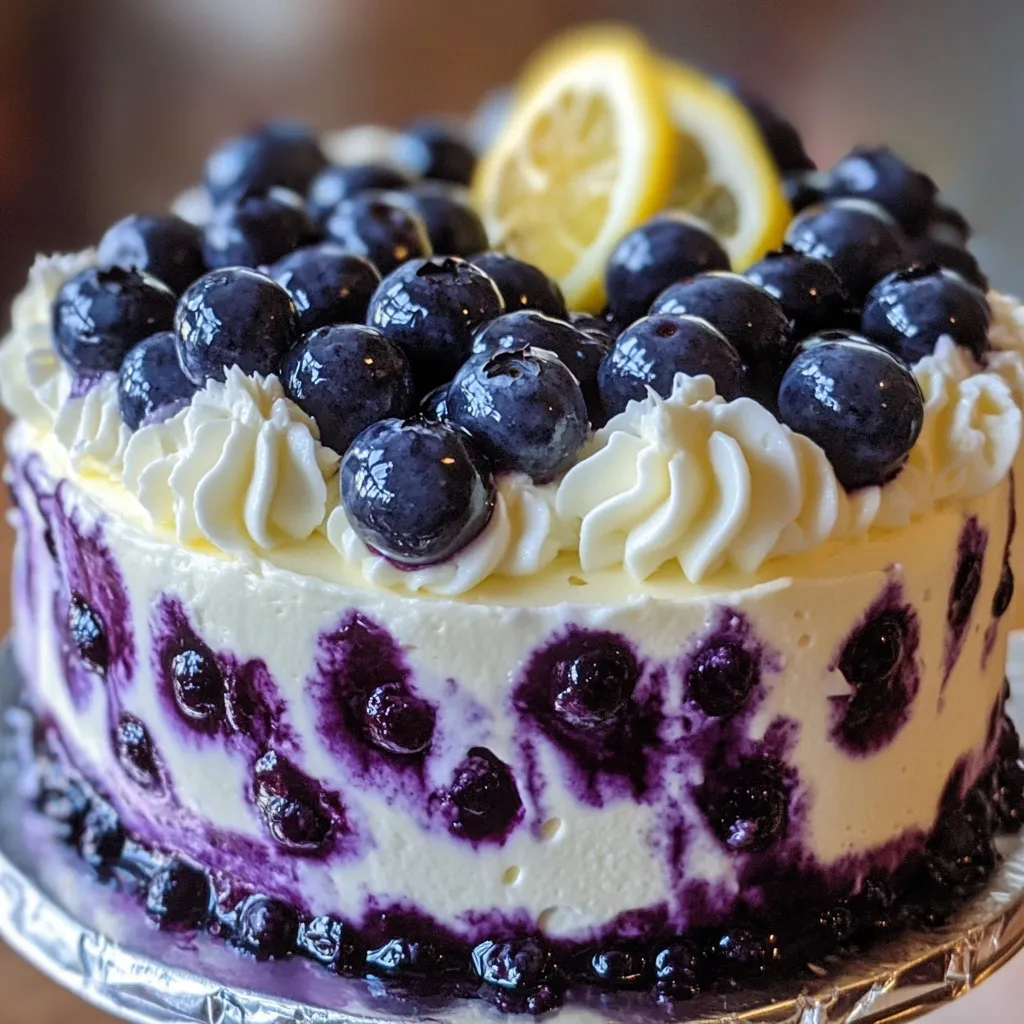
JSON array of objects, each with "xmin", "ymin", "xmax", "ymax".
[{"xmin": 2, "ymin": 640, "xmax": 1024, "ymax": 1024}]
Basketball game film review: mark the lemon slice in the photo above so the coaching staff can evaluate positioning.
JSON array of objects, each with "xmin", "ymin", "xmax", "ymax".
[
  {"xmin": 660, "ymin": 60, "xmax": 790, "ymax": 269},
  {"xmin": 473, "ymin": 26, "xmax": 677, "ymax": 311}
]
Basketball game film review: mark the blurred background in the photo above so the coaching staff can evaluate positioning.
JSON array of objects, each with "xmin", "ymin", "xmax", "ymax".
[{"xmin": 1, "ymin": 0, "xmax": 1023, "ymax": 1019}]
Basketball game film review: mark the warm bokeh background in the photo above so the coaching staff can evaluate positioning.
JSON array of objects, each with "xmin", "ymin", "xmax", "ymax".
[{"xmin": 0, "ymin": 0, "xmax": 1022, "ymax": 1019}]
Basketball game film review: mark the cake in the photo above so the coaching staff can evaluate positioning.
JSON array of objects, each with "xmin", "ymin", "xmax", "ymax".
[{"xmin": 4, "ymin": 26, "xmax": 1024, "ymax": 1015}]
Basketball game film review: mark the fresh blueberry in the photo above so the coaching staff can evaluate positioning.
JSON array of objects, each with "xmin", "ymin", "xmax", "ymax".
[
  {"xmin": 52, "ymin": 267, "xmax": 176, "ymax": 374},
  {"xmin": 231, "ymin": 894, "xmax": 300, "ymax": 961},
  {"xmin": 269, "ymin": 243, "xmax": 381, "ymax": 333},
  {"xmin": 470, "ymin": 252, "xmax": 568, "ymax": 319},
  {"xmin": 170, "ymin": 644, "xmax": 225, "ymax": 725},
  {"xmin": 78, "ymin": 801, "xmax": 125, "ymax": 871},
  {"xmin": 202, "ymin": 189, "xmax": 321, "ymax": 269},
  {"xmin": 324, "ymin": 194, "xmax": 432, "ymax": 276},
  {"xmin": 686, "ymin": 641, "xmax": 758, "ymax": 718},
  {"xmin": 472, "ymin": 937, "xmax": 564, "ymax": 1012},
  {"xmin": 67, "ymin": 593, "xmax": 108, "ymax": 673},
  {"xmin": 840, "ymin": 611, "xmax": 906, "ymax": 685},
  {"xmin": 253, "ymin": 750, "xmax": 331, "ymax": 853},
  {"xmin": 307, "ymin": 162, "xmax": 415, "ymax": 222},
  {"xmin": 745, "ymin": 247, "xmax": 852, "ymax": 339},
  {"xmin": 98, "ymin": 214, "xmax": 205, "ymax": 294},
  {"xmin": 114, "ymin": 714, "xmax": 160, "ymax": 789},
  {"xmin": 590, "ymin": 948, "xmax": 648, "ymax": 988},
  {"xmin": 367, "ymin": 256, "xmax": 504, "ymax": 390},
  {"xmin": 395, "ymin": 118, "xmax": 477, "ymax": 185},
  {"xmin": 174, "ymin": 267, "xmax": 300, "ymax": 384},
  {"xmin": 447, "ymin": 348, "xmax": 589, "ymax": 483},
  {"xmin": 861, "ymin": 265, "xmax": 991, "ymax": 363},
  {"xmin": 569, "ymin": 311, "xmax": 617, "ymax": 346},
  {"xmin": 552, "ymin": 640, "xmax": 638, "ymax": 728},
  {"xmin": 777, "ymin": 331, "xmax": 924, "ymax": 490},
  {"xmin": 298, "ymin": 916, "xmax": 362, "ymax": 972},
  {"xmin": 420, "ymin": 383, "xmax": 449, "ymax": 421},
  {"xmin": 907, "ymin": 237, "xmax": 989, "ymax": 293},
  {"xmin": 728, "ymin": 86, "xmax": 816, "ymax": 172},
  {"xmin": 365, "ymin": 937, "xmax": 451, "ymax": 979},
  {"xmin": 281, "ymin": 324, "xmax": 413, "ymax": 454},
  {"xmin": 384, "ymin": 183, "xmax": 488, "ymax": 256},
  {"xmin": 715, "ymin": 927, "xmax": 772, "ymax": 976},
  {"xmin": 341, "ymin": 417, "xmax": 495, "ymax": 565},
  {"xmin": 700, "ymin": 757, "xmax": 788, "ymax": 852},
  {"xmin": 362, "ymin": 682, "xmax": 436, "ymax": 755},
  {"xmin": 825, "ymin": 145, "xmax": 938, "ymax": 235},
  {"xmin": 118, "ymin": 332, "xmax": 197, "ymax": 430},
  {"xmin": 145, "ymin": 860, "xmax": 212, "ymax": 931},
  {"xmin": 599, "ymin": 313, "xmax": 747, "ymax": 418},
  {"xmin": 925, "ymin": 204, "xmax": 971, "ymax": 248},
  {"xmin": 994, "ymin": 565, "xmax": 1015, "ymax": 618},
  {"xmin": 653, "ymin": 942, "xmax": 703, "ymax": 1001},
  {"xmin": 650, "ymin": 273, "xmax": 792, "ymax": 402},
  {"xmin": 204, "ymin": 121, "xmax": 328, "ymax": 204},
  {"xmin": 605, "ymin": 213, "xmax": 730, "ymax": 325},
  {"xmin": 471, "ymin": 310, "xmax": 607, "ymax": 424},
  {"xmin": 784, "ymin": 170, "xmax": 831, "ymax": 213},
  {"xmin": 785, "ymin": 198, "xmax": 908, "ymax": 301},
  {"xmin": 444, "ymin": 747, "xmax": 523, "ymax": 841}
]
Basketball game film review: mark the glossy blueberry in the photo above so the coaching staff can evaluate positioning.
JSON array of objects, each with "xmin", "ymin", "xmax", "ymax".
[
  {"xmin": 840, "ymin": 611, "xmax": 906, "ymax": 685},
  {"xmin": 362, "ymin": 682, "xmax": 436, "ymax": 755},
  {"xmin": 907, "ymin": 237, "xmax": 988, "ymax": 293},
  {"xmin": 395, "ymin": 118, "xmax": 477, "ymax": 185},
  {"xmin": 324, "ymin": 193, "xmax": 431, "ymax": 276},
  {"xmin": 118, "ymin": 331, "xmax": 197, "ymax": 430},
  {"xmin": 114, "ymin": 713, "xmax": 160, "ymax": 789},
  {"xmin": 67, "ymin": 593, "xmax": 108, "ymax": 673},
  {"xmin": 861, "ymin": 265, "xmax": 991, "ymax": 363},
  {"xmin": 447, "ymin": 348, "xmax": 588, "ymax": 483},
  {"xmin": 590, "ymin": 948, "xmax": 648, "ymax": 988},
  {"xmin": 365, "ymin": 937, "xmax": 450, "ymax": 979},
  {"xmin": 202, "ymin": 189, "xmax": 321, "ymax": 269},
  {"xmin": 926, "ymin": 204, "xmax": 971, "ymax": 248},
  {"xmin": 472, "ymin": 937, "xmax": 563, "ymax": 1011},
  {"xmin": 599, "ymin": 313, "xmax": 748, "ymax": 418},
  {"xmin": 341, "ymin": 417, "xmax": 495, "ymax": 565},
  {"xmin": 994, "ymin": 565, "xmax": 1015, "ymax": 618},
  {"xmin": 701, "ymin": 757, "xmax": 788, "ymax": 852},
  {"xmin": 552, "ymin": 641, "xmax": 638, "ymax": 728},
  {"xmin": 367, "ymin": 256, "xmax": 504, "ymax": 390},
  {"xmin": 785, "ymin": 198, "xmax": 908, "ymax": 301},
  {"xmin": 605, "ymin": 213, "xmax": 730, "ymax": 325},
  {"xmin": 145, "ymin": 860, "xmax": 212, "ymax": 931},
  {"xmin": 307, "ymin": 162, "xmax": 415, "ymax": 222},
  {"xmin": 745, "ymin": 247, "xmax": 852, "ymax": 339},
  {"xmin": 777, "ymin": 332, "xmax": 924, "ymax": 490},
  {"xmin": 170, "ymin": 645, "xmax": 225, "ymax": 724},
  {"xmin": 825, "ymin": 145, "xmax": 938, "ymax": 235},
  {"xmin": 384, "ymin": 183, "xmax": 488, "ymax": 256},
  {"xmin": 569, "ymin": 311, "xmax": 617, "ymax": 346},
  {"xmin": 52, "ymin": 267, "xmax": 176, "ymax": 374},
  {"xmin": 78, "ymin": 801, "xmax": 126, "ymax": 871},
  {"xmin": 729, "ymin": 87, "xmax": 816, "ymax": 172},
  {"xmin": 471, "ymin": 310, "xmax": 608, "ymax": 424},
  {"xmin": 653, "ymin": 941, "xmax": 703, "ymax": 1001},
  {"xmin": 97, "ymin": 214, "xmax": 205, "ymax": 294},
  {"xmin": 174, "ymin": 268, "xmax": 300, "ymax": 384},
  {"xmin": 420, "ymin": 383, "xmax": 449, "ymax": 421},
  {"xmin": 253, "ymin": 749, "xmax": 331, "ymax": 853},
  {"xmin": 269, "ymin": 243, "xmax": 381, "ymax": 333},
  {"xmin": 686, "ymin": 641, "xmax": 758, "ymax": 718},
  {"xmin": 784, "ymin": 170, "xmax": 831, "ymax": 213},
  {"xmin": 281, "ymin": 324, "xmax": 413, "ymax": 455},
  {"xmin": 715, "ymin": 927, "xmax": 772, "ymax": 976},
  {"xmin": 444, "ymin": 746, "xmax": 523, "ymax": 841},
  {"xmin": 204, "ymin": 121, "xmax": 328, "ymax": 204},
  {"xmin": 231, "ymin": 894, "xmax": 301, "ymax": 961},
  {"xmin": 470, "ymin": 252, "xmax": 568, "ymax": 319},
  {"xmin": 298, "ymin": 915, "xmax": 361, "ymax": 971}
]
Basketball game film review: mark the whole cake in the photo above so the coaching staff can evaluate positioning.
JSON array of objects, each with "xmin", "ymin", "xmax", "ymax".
[{"xmin": 4, "ymin": 26, "xmax": 1024, "ymax": 1014}]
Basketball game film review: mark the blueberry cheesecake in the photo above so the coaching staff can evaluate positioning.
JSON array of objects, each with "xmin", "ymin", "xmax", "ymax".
[{"xmin": 4, "ymin": 26, "xmax": 1024, "ymax": 1016}]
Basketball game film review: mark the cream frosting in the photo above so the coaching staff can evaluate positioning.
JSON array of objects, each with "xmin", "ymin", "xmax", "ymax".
[{"xmin": 53, "ymin": 373, "xmax": 131, "ymax": 477}]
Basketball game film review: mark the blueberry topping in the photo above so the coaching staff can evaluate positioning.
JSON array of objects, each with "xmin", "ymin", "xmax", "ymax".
[
  {"xmin": 700, "ymin": 757, "xmax": 788, "ymax": 852},
  {"xmin": 447, "ymin": 348, "xmax": 589, "ymax": 483},
  {"xmin": 840, "ymin": 611, "xmax": 906, "ymax": 685},
  {"xmin": 395, "ymin": 119, "xmax": 477, "ymax": 185},
  {"xmin": 605, "ymin": 213, "xmax": 730, "ymax": 325},
  {"xmin": 170, "ymin": 645, "xmax": 225, "ymax": 724},
  {"xmin": 269, "ymin": 243, "xmax": 381, "ymax": 333},
  {"xmin": 949, "ymin": 526, "xmax": 985, "ymax": 639},
  {"xmin": 825, "ymin": 145, "xmax": 938, "ymax": 236},
  {"xmin": 52, "ymin": 267, "xmax": 176, "ymax": 374},
  {"xmin": 444, "ymin": 746, "xmax": 523, "ymax": 841},
  {"xmin": 204, "ymin": 122, "xmax": 328, "ymax": 204},
  {"xmin": 97, "ymin": 214, "xmax": 205, "ymax": 295},
  {"xmin": 994, "ymin": 565, "xmax": 1015, "ymax": 618},
  {"xmin": 686, "ymin": 641, "xmax": 758, "ymax": 718},
  {"xmin": 472, "ymin": 937, "xmax": 564, "ymax": 1011},
  {"xmin": 745, "ymin": 247, "xmax": 852, "ymax": 340},
  {"xmin": 281, "ymin": 324, "xmax": 413, "ymax": 455},
  {"xmin": 114, "ymin": 713, "xmax": 160, "ymax": 789},
  {"xmin": 783, "ymin": 170, "xmax": 830, "ymax": 213},
  {"xmin": 202, "ymin": 189, "xmax": 321, "ymax": 269},
  {"xmin": 569, "ymin": 311, "xmax": 617, "ymax": 346},
  {"xmin": 471, "ymin": 310, "xmax": 608, "ymax": 424},
  {"xmin": 777, "ymin": 331, "xmax": 924, "ymax": 490},
  {"xmin": 552, "ymin": 641, "xmax": 638, "ymax": 728},
  {"xmin": 384, "ymin": 183, "xmax": 488, "ymax": 256},
  {"xmin": 420, "ymin": 383, "xmax": 449, "ymax": 421},
  {"xmin": 145, "ymin": 860, "xmax": 212, "ymax": 931},
  {"xmin": 298, "ymin": 915, "xmax": 361, "ymax": 971},
  {"xmin": 362, "ymin": 682, "xmax": 436, "ymax": 755},
  {"xmin": 78, "ymin": 801, "xmax": 125, "ymax": 871},
  {"xmin": 653, "ymin": 941, "xmax": 703, "ymax": 1001},
  {"xmin": 307, "ymin": 163, "xmax": 414, "ymax": 222},
  {"xmin": 231, "ymin": 894, "xmax": 300, "ymax": 961},
  {"xmin": 715, "ymin": 927, "xmax": 771, "ymax": 976},
  {"xmin": 118, "ymin": 331, "xmax": 197, "ymax": 430},
  {"xmin": 729, "ymin": 87, "xmax": 816, "ymax": 172},
  {"xmin": 341, "ymin": 417, "xmax": 495, "ymax": 565},
  {"xmin": 67, "ymin": 592, "xmax": 108, "ymax": 673},
  {"xmin": 174, "ymin": 267, "xmax": 300, "ymax": 384},
  {"xmin": 365, "ymin": 937, "xmax": 450, "ymax": 979},
  {"xmin": 253, "ymin": 749, "xmax": 331, "ymax": 853},
  {"xmin": 861, "ymin": 265, "xmax": 990, "ymax": 364},
  {"xmin": 367, "ymin": 256, "xmax": 504, "ymax": 390},
  {"xmin": 907, "ymin": 237, "xmax": 989, "ymax": 293},
  {"xmin": 598, "ymin": 314, "xmax": 748, "ymax": 418},
  {"xmin": 324, "ymin": 193, "xmax": 432, "ymax": 276},
  {"xmin": 785, "ymin": 198, "xmax": 908, "ymax": 302},
  {"xmin": 470, "ymin": 252, "xmax": 568, "ymax": 320}
]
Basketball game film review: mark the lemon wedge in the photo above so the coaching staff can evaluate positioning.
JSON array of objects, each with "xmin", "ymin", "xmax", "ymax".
[{"xmin": 473, "ymin": 26, "xmax": 677, "ymax": 311}]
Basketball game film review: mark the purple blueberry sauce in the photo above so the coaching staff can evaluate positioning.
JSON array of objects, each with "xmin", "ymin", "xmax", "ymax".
[
  {"xmin": 945, "ymin": 516, "xmax": 988, "ymax": 683},
  {"xmin": 984, "ymin": 479, "xmax": 1016, "ymax": 665}
]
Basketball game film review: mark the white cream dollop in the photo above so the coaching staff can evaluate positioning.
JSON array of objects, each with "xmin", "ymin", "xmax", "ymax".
[
  {"xmin": 53, "ymin": 373, "xmax": 131, "ymax": 477},
  {"xmin": 123, "ymin": 368, "xmax": 339, "ymax": 555}
]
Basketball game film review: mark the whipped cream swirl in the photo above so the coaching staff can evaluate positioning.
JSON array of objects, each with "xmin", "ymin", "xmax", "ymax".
[{"xmin": 53, "ymin": 373, "xmax": 131, "ymax": 476}]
